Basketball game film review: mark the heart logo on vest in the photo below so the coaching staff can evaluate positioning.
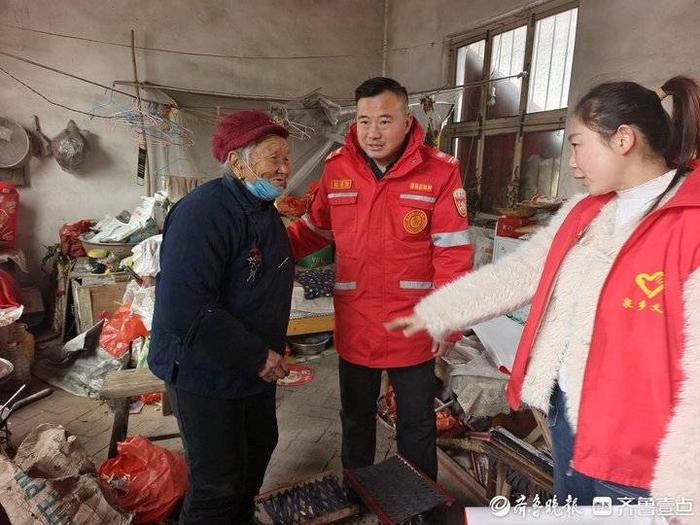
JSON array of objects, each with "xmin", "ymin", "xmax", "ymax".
[{"xmin": 635, "ymin": 271, "xmax": 664, "ymax": 299}]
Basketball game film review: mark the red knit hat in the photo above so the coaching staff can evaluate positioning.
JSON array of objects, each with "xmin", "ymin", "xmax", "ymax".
[{"xmin": 212, "ymin": 110, "xmax": 289, "ymax": 163}]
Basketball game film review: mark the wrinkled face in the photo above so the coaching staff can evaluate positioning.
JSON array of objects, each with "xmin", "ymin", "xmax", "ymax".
[
  {"xmin": 356, "ymin": 91, "xmax": 412, "ymax": 167},
  {"xmin": 568, "ymin": 117, "xmax": 624, "ymax": 195},
  {"xmin": 231, "ymin": 135, "xmax": 291, "ymax": 189}
]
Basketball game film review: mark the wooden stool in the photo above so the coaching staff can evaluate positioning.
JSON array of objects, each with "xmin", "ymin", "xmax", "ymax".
[{"xmin": 100, "ymin": 368, "xmax": 180, "ymax": 458}]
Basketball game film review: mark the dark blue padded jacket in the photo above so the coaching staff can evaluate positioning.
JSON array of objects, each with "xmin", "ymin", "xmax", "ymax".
[{"xmin": 148, "ymin": 174, "xmax": 294, "ymax": 398}]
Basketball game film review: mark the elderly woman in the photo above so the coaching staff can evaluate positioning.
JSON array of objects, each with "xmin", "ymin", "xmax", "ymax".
[{"xmin": 149, "ymin": 110, "xmax": 294, "ymax": 524}]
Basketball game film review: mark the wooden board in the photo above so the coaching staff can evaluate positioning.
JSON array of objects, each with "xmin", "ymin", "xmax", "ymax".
[
  {"xmin": 437, "ymin": 447, "xmax": 489, "ymax": 505},
  {"xmin": 72, "ymin": 281, "xmax": 128, "ymax": 333},
  {"xmin": 287, "ymin": 314, "xmax": 334, "ymax": 336},
  {"xmin": 101, "ymin": 367, "xmax": 165, "ymax": 399}
]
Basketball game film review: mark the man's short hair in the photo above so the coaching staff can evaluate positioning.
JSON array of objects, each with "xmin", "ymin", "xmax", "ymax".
[{"xmin": 355, "ymin": 77, "xmax": 409, "ymax": 105}]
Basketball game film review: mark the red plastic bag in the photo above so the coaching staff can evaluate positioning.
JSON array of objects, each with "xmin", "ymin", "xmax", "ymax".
[
  {"xmin": 99, "ymin": 302, "xmax": 149, "ymax": 357},
  {"xmin": 98, "ymin": 436, "xmax": 188, "ymax": 524},
  {"xmin": 59, "ymin": 219, "xmax": 94, "ymax": 257},
  {"xmin": 139, "ymin": 392, "xmax": 162, "ymax": 404}
]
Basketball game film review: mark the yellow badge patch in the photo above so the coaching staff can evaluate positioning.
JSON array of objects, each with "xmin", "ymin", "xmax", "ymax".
[
  {"xmin": 403, "ymin": 209, "xmax": 428, "ymax": 234},
  {"xmin": 409, "ymin": 182, "xmax": 433, "ymax": 192},
  {"xmin": 635, "ymin": 271, "xmax": 664, "ymax": 299},
  {"xmin": 621, "ymin": 271, "xmax": 665, "ymax": 314},
  {"xmin": 331, "ymin": 179, "xmax": 353, "ymax": 190}
]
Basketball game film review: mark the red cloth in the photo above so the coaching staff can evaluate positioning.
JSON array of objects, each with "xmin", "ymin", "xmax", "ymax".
[
  {"xmin": 506, "ymin": 161, "xmax": 700, "ymax": 489},
  {"xmin": 0, "ymin": 269, "xmax": 19, "ymax": 308},
  {"xmin": 211, "ymin": 110, "xmax": 288, "ymax": 163},
  {"xmin": 59, "ymin": 220, "xmax": 93, "ymax": 258},
  {"xmin": 287, "ymin": 120, "xmax": 472, "ymax": 367},
  {"xmin": 0, "ymin": 182, "xmax": 19, "ymax": 249}
]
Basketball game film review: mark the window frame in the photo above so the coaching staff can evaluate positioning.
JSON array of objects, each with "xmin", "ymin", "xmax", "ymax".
[{"xmin": 443, "ymin": 0, "xmax": 579, "ymax": 211}]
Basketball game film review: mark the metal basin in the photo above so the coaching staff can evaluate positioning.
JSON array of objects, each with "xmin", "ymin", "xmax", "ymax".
[{"xmin": 288, "ymin": 333, "xmax": 331, "ymax": 356}]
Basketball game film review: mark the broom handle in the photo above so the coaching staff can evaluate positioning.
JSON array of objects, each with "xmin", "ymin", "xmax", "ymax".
[{"xmin": 11, "ymin": 388, "xmax": 53, "ymax": 412}]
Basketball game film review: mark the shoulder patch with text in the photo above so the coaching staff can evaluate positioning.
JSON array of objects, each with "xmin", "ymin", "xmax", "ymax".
[{"xmin": 453, "ymin": 188, "xmax": 467, "ymax": 217}]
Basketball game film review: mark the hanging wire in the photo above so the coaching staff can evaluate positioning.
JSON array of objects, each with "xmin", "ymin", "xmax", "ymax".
[
  {"xmin": 1, "ymin": 49, "xmax": 526, "ymax": 120},
  {"xmin": 2, "ymin": 23, "xmax": 453, "ymax": 60},
  {"xmin": 1, "ymin": 23, "xmax": 371, "ymax": 61},
  {"xmin": 0, "ymin": 50, "xmax": 164, "ymax": 104},
  {"xmin": 0, "ymin": 64, "xmax": 117, "ymax": 119}
]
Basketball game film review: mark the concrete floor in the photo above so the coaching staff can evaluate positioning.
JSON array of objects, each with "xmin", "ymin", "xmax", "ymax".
[
  {"xmin": 4, "ymin": 352, "xmax": 470, "ymax": 523},
  {"xmin": 4, "ymin": 352, "xmax": 394, "ymax": 484},
  {"xmin": 2, "ymin": 353, "xmax": 393, "ymax": 522}
]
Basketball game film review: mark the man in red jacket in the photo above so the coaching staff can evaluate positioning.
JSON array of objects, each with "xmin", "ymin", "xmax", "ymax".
[{"xmin": 287, "ymin": 77, "xmax": 472, "ymax": 480}]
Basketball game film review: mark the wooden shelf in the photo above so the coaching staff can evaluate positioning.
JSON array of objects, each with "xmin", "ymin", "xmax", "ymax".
[{"xmin": 286, "ymin": 314, "xmax": 334, "ymax": 336}]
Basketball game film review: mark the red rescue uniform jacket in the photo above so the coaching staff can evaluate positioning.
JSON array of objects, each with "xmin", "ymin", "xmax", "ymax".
[{"xmin": 287, "ymin": 121, "xmax": 473, "ymax": 367}]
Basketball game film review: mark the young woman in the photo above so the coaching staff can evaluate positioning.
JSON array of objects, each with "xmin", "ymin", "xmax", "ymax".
[{"xmin": 388, "ymin": 77, "xmax": 700, "ymax": 511}]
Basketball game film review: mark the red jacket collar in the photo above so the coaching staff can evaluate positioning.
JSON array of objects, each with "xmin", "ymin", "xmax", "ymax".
[
  {"xmin": 663, "ymin": 161, "xmax": 700, "ymax": 208},
  {"xmin": 341, "ymin": 119, "xmax": 426, "ymax": 178}
]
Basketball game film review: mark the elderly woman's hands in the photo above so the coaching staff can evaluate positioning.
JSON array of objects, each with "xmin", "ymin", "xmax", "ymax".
[{"xmin": 258, "ymin": 350, "xmax": 290, "ymax": 382}]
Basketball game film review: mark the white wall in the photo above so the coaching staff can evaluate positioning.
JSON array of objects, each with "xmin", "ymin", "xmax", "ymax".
[
  {"xmin": 0, "ymin": 0, "xmax": 384, "ymax": 281},
  {"xmin": 4, "ymin": 0, "xmax": 697, "ymax": 282},
  {"xmin": 385, "ymin": 0, "xmax": 700, "ymax": 197},
  {"xmin": 386, "ymin": 0, "xmax": 527, "ymax": 91}
]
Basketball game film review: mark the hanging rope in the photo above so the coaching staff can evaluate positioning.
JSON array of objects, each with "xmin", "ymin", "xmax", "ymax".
[
  {"xmin": 0, "ymin": 65, "xmax": 117, "ymax": 118},
  {"xmin": 1, "ymin": 23, "xmax": 370, "ymax": 61}
]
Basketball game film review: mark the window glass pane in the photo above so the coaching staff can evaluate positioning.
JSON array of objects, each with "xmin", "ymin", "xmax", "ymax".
[
  {"xmin": 519, "ymin": 129, "xmax": 565, "ymax": 200},
  {"xmin": 486, "ymin": 26, "xmax": 526, "ymax": 119},
  {"xmin": 454, "ymin": 40, "xmax": 486, "ymax": 122},
  {"xmin": 454, "ymin": 136, "xmax": 479, "ymax": 207},
  {"xmin": 527, "ymin": 8, "xmax": 578, "ymax": 113},
  {"xmin": 481, "ymin": 133, "xmax": 517, "ymax": 212}
]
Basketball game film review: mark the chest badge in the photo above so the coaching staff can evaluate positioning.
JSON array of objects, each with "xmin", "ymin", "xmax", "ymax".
[
  {"xmin": 403, "ymin": 209, "xmax": 428, "ymax": 234},
  {"xmin": 635, "ymin": 271, "xmax": 664, "ymax": 299},
  {"xmin": 247, "ymin": 245, "xmax": 263, "ymax": 283},
  {"xmin": 622, "ymin": 271, "xmax": 665, "ymax": 314},
  {"xmin": 453, "ymin": 188, "xmax": 468, "ymax": 217},
  {"xmin": 331, "ymin": 179, "xmax": 353, "ymax": 190},
  {"xmin": 409, "ymin": 182, "xmax": 433, "ymax": 192}
]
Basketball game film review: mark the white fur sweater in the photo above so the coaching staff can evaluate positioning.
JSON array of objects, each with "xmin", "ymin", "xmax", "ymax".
[{"xmin": 415, "ymin": 195, "xmax": 700, "ymax": 518}]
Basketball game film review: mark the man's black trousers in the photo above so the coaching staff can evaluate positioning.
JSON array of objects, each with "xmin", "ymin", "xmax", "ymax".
[{"xmin": 338, "ymin": 357, "xmax": 438, "ymax": 480}]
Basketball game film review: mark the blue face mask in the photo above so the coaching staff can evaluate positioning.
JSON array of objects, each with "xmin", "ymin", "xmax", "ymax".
[
  {"xmin": 235, "ymin": 160, "xmax": 284, "ymax": 201},
  {"xmin": 245, "ymin": 178, "xmax": 284, "ymax": 201}
]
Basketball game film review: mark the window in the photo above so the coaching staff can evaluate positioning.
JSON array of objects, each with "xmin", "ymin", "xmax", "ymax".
[
  {"xmin": 454, "ymin": 40, "xmax": 486, "ymax": 122},
  {"xmin": 528, "ymin": 9, "xmax": 578, "ymax": 113},
  {"xmin": 487, "ymin": 26, "xmax": 527, "ymax": 119},
  {"xmin": 445, "ymin": 3, "xmax": 578, "ymax": 215}
]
